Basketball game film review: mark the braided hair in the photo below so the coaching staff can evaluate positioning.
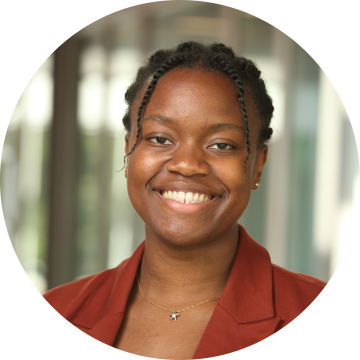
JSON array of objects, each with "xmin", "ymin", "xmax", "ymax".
[{"xmin": 122, "ymin": 41, "xmax": 274, "ymax": 169}]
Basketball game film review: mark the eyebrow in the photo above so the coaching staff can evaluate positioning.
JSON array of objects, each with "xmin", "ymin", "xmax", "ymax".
[
  {"xmin": 142, "ymin": 114, "xmax": 175, "ymax": 125},
  {"xmin": 207, "ymin": 122, "xmax": 245, "ymax": 134},
  {"xmin": 142, "ymin": 114, "xmax": 245, "ymax": 134}
]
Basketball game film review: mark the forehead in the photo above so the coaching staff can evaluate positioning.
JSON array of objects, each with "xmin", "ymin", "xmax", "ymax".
[{"xmin": 130, "ymin": 68, "xmax": 258, "ymax": 132}]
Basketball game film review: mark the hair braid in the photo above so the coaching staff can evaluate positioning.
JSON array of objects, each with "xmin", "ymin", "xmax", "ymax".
[
  {"xmin": 211, "ymin": 55, "xmax": 251, "ymax": 167},
  {"xmin": 123, "ymin": 55, "xmax": 185, "ymax": 165}
]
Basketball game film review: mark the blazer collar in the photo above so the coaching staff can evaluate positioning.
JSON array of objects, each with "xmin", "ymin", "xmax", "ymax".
[
  {"xmin": 218, "ymin": 225, "xmax": 275, "ymax": 323},
  {"xmin": 193, "ymin": 225, "xmax": 280, "ymax": 358},
  {"xmin": 71, "ymin": 225, "xmax": 279, "ymax": 354},
  {"xmin": 70, "ymin": 242, "xmax": 144, "ymax": 335}
]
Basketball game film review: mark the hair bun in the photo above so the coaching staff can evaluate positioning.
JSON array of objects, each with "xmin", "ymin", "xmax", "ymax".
[
  {"xmin": 149, "ymin": 50, "xmax": 168, "ymax": 63},
  {"xmin": 245, "ymin": 63, "xmax": 261, "ymax": 79},
  {"xmin": 262, "ymin": 127, "xmax": 273, "ymax": 140},
  {"xmin": 210, "ymin": 43, "xmax": 235, "ymax": 57},
  {"xmin": 210, "ymin": 53, "xmax": 227, "ymax": 68},
  {"xmin": 177, "ymin": 41, "xmax": 202, "ymax": 53}
]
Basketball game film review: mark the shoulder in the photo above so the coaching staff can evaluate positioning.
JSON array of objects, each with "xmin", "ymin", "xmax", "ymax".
[
  {"xmin": 43, "ymin": 259, "xmax": 129, "ymax": 320},
  {"xmin": 271, "ymin": 264, "xmax": 326, "ymax": 327}
]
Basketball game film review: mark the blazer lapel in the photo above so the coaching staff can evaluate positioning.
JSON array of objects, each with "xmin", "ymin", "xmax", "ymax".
[
  {"xmin": 76, "ymin": 312, "xmax": 125, "ymax": 346},
  {"xmin": 193, "ymin": 225, "xmax": 280, "ymax": 358},
  {"xmin": 70, "ymin": 242, "xmax": 146, "ymax": 346}
]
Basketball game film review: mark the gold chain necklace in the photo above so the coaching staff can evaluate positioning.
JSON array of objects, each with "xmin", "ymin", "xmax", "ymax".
[{"xmin": 136, "ymin": 274, "xmax": 221, "ymax": 321}]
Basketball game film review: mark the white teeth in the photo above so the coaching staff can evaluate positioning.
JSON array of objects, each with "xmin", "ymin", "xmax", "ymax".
[
  {"xmin": 178, "ymin": 191, "xmax": 185, "ymax": 202},
  {"xmin": 185, "ymin": 192, "xmax": 193, "ymax": 203},
  {"xmin": 161, "ymin": 190, "xmax": 212, "ymax": 203}
]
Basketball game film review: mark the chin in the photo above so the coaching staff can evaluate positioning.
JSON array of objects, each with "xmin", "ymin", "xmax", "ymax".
[{"xmin": 146, "ymin": 220, "xmax": 228, "ymax": 249}]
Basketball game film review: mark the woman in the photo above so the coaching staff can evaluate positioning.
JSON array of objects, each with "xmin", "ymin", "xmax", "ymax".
[{"xmin": 44, "ymin": 42, "xmax": 326, "ymax": 359}]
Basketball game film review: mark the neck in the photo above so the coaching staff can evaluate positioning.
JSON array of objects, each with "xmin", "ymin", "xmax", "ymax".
[{"xmin": 138, "ymin": 224, "xmax": 239, "ymax": 306}]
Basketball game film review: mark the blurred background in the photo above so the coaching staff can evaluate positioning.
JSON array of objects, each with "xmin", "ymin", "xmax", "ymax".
[{"xmin": 1, "ymin": 1, "xmax": 359, "ymax": 293}]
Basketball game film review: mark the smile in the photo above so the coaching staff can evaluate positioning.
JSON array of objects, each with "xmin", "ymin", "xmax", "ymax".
[
  {"xmin": 156, "ymin": 190, "xmax": 217, "ymax": 215},
  {"xmin": 160, "ymin": 190, "xmax": 214, "ymax": 204}
]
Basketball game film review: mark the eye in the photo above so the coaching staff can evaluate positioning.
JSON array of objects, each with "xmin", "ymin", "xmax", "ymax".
[
  {"xmin": 208, "ymin": 143, "xmax": 234, "ymax": 150},
  {"xmin": 149, "ymin": 136, "xmax": 173, "ymax": 145}
]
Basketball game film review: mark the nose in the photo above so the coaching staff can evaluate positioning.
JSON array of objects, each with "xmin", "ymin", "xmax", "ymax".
[{"xmin": 166, "ymin": 142, "xmax": 210, "ymax": 177}]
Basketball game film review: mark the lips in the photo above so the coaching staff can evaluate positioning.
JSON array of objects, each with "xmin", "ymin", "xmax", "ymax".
[
  {"xmin": 160, "ymin": 190, "xmax": 214, "ymax": 203},
  {"xmin": 155, "ymin": 189, "xmax": 218, "ymax": 215}
]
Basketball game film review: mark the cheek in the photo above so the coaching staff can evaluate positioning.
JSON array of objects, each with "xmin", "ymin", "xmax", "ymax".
[
  {"xmin": 126, "ymin": 145, "xmax": 161, "ymax": 203},
  {"xmin": 128, "ymin": 151, "xmax": 148, "ymax": 187},
  {"xmin": 217, "ymin": 157, "xmax": 252, "ymax": 203},
  {"xmin": 232, "ymin": 169, "xmax": 251, "ymax": 199},
  {"xmin": 131, "ymin": 153, "xmax": 158, "ymax": 175}
]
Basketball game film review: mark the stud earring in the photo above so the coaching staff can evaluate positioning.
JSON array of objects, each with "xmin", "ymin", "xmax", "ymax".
[{"xmin": 255, "ymin": 183, "xmax": 260, "ymax": 188}]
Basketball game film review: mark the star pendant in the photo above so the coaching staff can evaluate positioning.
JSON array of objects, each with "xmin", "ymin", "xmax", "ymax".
[{"xmin": 169, "ymin": 310, "xmax": 180, "ymax": 321}]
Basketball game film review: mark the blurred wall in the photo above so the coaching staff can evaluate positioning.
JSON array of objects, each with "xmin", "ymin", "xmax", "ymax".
[{"xmin": 1, "ymin": 1, "xmax": 359, "ymax": 292}]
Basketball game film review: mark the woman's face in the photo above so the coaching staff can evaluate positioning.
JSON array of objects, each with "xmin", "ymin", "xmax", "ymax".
[{"xmin": 125, "ymin": 68, "xmax": 268, "ymax": 247}]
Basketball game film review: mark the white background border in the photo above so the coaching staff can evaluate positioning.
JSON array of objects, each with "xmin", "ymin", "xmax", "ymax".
[{"xmin": 1, "ymin": 0, "xmax": 359, "ymax": 358}]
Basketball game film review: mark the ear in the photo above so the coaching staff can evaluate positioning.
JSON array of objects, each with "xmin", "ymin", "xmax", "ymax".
[
  {"xmin": 125, "ymin": 134, "xmax": 130, "ymax": 154},
  {"xmin": 251, "ymin": 145, "xmax": 268, "ymax": 190},
  {"xmin": 124, "ymin": 134, "xmax": 130, "ymax": 178}
]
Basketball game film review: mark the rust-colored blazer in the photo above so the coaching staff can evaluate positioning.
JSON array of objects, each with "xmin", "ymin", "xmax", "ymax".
[{"xmin": 44, "ymin": 225, "xmax": 326, "ymax": 358}]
